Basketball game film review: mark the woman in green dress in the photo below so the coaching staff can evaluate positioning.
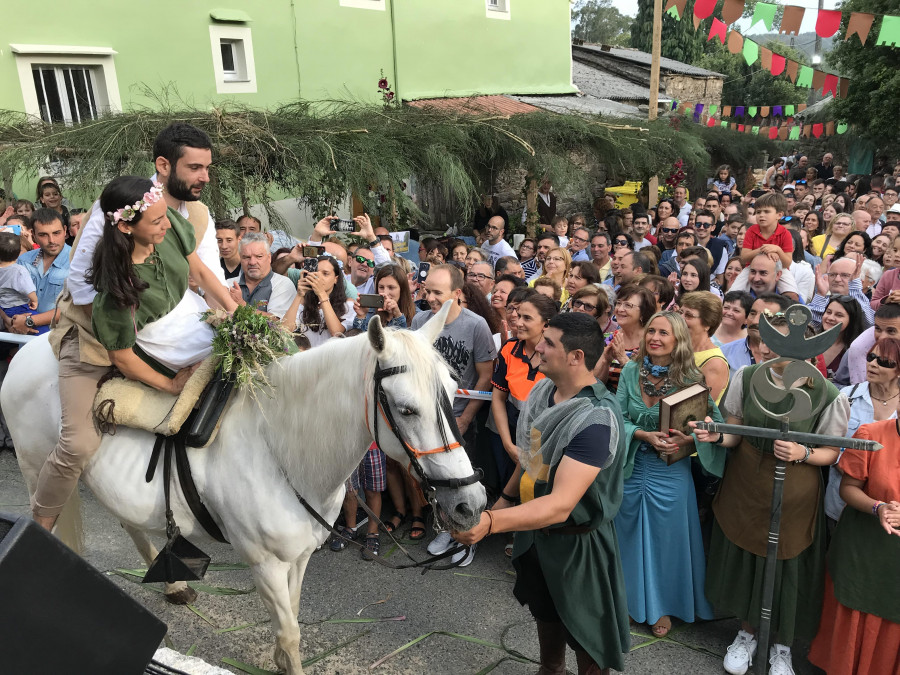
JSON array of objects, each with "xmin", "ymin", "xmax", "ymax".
[
  {"xmin": 693, "ymin": 314, "xmax": 850, "ymax": 675},
  {"xmin": 90, "ymin": 176, "xmax": 238, "ymax": 391}
]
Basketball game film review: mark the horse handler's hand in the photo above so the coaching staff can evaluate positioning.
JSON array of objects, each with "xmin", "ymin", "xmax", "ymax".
[{"xmin": 452, "ymin": 511, "xmax": 492, "ymax": 546}]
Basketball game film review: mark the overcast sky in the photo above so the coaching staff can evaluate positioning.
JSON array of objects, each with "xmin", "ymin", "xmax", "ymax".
[{"xmin": 606, "ymin": 0, "xmax": 844, "ymax": 37}]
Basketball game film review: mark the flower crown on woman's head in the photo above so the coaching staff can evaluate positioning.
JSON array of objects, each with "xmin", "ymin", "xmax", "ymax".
[{"xmin": 107, "ymin": 182, "xmax": 164, "ymax": 225}]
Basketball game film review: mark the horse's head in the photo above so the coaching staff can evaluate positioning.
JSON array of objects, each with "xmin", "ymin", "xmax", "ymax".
[{"xmin": 366, "ymin": 302, "xmax": 487, "ymax": 531}]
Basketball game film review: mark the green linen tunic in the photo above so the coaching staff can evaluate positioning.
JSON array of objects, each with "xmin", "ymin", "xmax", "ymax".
[
  {"xmin": 92, "ymin": 209, "xmax": 195, "ymax": 372},
  {"xmin": 512, "ymin": 381, "xmax": 631, "ymax": 671}
]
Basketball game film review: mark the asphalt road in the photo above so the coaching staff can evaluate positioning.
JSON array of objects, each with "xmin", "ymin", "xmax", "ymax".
[{"xmin": 0, "ymin": 447, "xmax": 824, "ymax": 674}]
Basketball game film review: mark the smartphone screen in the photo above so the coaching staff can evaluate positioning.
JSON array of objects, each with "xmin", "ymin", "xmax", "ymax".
[
  {"xmin": 358, "ymin": 294, "xmax": 385, "ymax": 309},
  {"xmin": 302, "ymin": 246, "xmax": 321, "ymax": 257}
]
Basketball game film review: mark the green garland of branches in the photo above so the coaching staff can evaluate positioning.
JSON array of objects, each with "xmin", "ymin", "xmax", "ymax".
[{"xmin": 0, "ymin": 93, "xmax": 769, "ymax": 228}]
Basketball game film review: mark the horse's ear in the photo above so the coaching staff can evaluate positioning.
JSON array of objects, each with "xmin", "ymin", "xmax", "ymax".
[
  {"xmin": 418, "ymin": 300, "xmax": 453, "ymax": 345},
  {"xmin": 367, "ymin": 314, "xmax": 386, "ymax": 353}
]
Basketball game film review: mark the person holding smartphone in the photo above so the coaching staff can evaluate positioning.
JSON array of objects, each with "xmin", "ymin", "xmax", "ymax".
[
  {"xmin": 350, "ymin": 264, "xmax": 415, "ymax": 331},
  {"xmin": 281, "ymin": 255, "xmax": 354, "ymax": 349}
]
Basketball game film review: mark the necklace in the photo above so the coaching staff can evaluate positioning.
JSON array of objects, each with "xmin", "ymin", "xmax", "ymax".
[
  {"xmin": 639, "ymin": 358, "xmax": 675, "ymax": 397},
  {"xmin": 870, "ymin": 390, "xmax": 900, "ymax": 407}
]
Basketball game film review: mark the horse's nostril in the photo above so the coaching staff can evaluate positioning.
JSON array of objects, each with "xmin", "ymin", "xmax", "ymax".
[{"xmin": 454, "ymin": 502, "xmax": 474, "ymax": 518}]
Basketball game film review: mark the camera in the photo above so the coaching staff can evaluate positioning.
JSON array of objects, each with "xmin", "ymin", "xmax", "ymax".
[
  {"xmin": 329, "ymin": 218, "xmax": 356, "ymax": 233},
  {"xmin": 358, "ymin": 294, "xmax": 385, "ymax": 309}
]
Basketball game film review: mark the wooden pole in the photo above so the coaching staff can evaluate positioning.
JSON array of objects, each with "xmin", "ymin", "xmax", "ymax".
[{"xmin": 647, "ymin": 0, "xmax": 663, "ymax": 208}]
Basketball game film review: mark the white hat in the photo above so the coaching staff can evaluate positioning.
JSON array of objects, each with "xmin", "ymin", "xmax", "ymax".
[{"xmin": 888, "ymin": 204, "xmax": 900, "ymax": 214}]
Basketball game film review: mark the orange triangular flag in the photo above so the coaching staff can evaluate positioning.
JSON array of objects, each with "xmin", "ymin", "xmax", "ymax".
[
  {"xmin": 839, "ymin": 78, "xmax": 850, "ymax": 99},
  {"xmin": 826, "ymin": 121, "xmax": 836, "ymax": 136},
  {"xmin": 780, "ymin": 6, "xmax": 805, "ymax": 35},
  {"xmin": 786, "ymin": 60, "xmax": 799, "ymax": 83},
  {"xmin": 802, "ymin": 124, "xmax": 811, "ymax": 137},
  {"xmin": 760, "ymin": 46, "xmax": 773, "ymax": 70},
  {"xmin": 797, "ymin": 103, "xmax": 807, "ymax": 112},
  {"xmin": 723, "ymin": 105, "xmax": 732, "ymax": 117},
  {"xmin": 722, "ymin": 0, "xmax": 744, "ymax": 25},
  {"xmin": 812, "ymin": 70, "xmax": 826, "ymax": 90},
  {"xmin": 727, "ymin": 30, "xmax": 744, "ymax": 54},
  {"xmin": 760, "ymin": 106, "xmax": 770, "ymax": 117},
  {"xmin": 846, "ymin": 13, "xmax": 875, "ymax": 45},
  {"xmin": 779, "ymin": 126, "xmax": 789, "ymax": 140}
]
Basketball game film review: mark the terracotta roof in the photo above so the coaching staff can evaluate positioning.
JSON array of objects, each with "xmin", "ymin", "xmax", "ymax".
[{"xmin": 405, "ymin": 95, "xmax": 541, "ymax": 115}]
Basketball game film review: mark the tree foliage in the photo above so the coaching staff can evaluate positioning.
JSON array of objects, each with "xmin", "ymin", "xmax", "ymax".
[
  {"xmin": 572, "ymin": 0, "xmax": 632, "ymax": 46},
  {"xmin": 827, "ymin": 0, "xmax": 900, "ymax": 144},
  {"xmin": 631, "ymin": 0, "xmax": 706, "ymax": 64}
]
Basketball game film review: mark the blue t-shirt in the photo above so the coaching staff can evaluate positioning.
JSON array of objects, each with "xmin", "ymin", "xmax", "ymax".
[{"xmin": 546, "ymin": 385, "xmax": 612, "ymax": 468}]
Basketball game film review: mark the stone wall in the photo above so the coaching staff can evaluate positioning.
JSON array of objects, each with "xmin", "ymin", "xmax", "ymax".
[{"xmin": 663, "ymin": 74, "xmax": 723, "ymax": 108}]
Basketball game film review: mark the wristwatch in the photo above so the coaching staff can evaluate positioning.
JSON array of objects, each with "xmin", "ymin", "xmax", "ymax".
[
  {"xmin": 368, "ymin": 238, "xmax": 381, "ymax": 248},
  {"xmin": 24, "ymin": 316, "xmax": 35, "ymax": 329}
]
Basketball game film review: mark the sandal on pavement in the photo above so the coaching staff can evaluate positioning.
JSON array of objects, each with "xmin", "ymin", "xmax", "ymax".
[
  {"xmin": 385, "ymin": 512, "xmax": 406, "ymax": 534},
  {"xmin": 361, "ymin": 534, "xmax": 380, "ymax": 560},
  {"xmin": 651, "ymin": 616, "xmax": 672, "ymax": 638},
  {"xmin": 409, "ymin": 515, "xmax": 427, "ymax": 540},
  {"xmin": 504, "ymin": 540, "xmax": 514, "ymax": 558}
]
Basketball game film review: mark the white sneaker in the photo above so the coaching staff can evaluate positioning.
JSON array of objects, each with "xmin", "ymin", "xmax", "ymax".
[
  {"xmin": 427, "ymin": 531, "xmax": 454, "ymax": 555},
  {"xmin": 723, "ymin": 630, "xmax": 757, "ymax": 675},
  {"xmin": 768, "ymin": 644, "xmax": 794, "ymax": 675},
  {"xmin": 451, "ymin": 543, "xmax": 476, "ymax": 567}
]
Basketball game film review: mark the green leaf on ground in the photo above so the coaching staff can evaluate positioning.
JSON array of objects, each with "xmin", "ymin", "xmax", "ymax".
[
  {"xmin": 186, "ymin": 603, "xmax": 218, "ymax": 628},
  {"xmin": 323, "ymin": 616, "xmax": 406, "ymax": 623},
  {"xmin": 188, "ymin": 582, "xmax": 256, "ymax": 595},
  {"xmin": 185, "ymin": 644, "xmax": 198, "ymax": 657},
  {"xmin": 215, "ymin": 620, "xmax": 271, "ymax": 634},
  {"xmin": 207, "ymin": 562, "xmax": 250, "ymax": 571},
  {"xmin": 301, "ymin": 629, "xmax": 370, "ymax": 668}
]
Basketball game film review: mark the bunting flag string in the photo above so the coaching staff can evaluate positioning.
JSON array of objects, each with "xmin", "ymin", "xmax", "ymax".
[
  {"xmin": 669, "ymin": 7, "xmax": 855, "ymax": 97},
  {"xmin": 668, "ymin": 97, "xmax": 849, "ymax": 138},
  {"xmin": 687, "ymin": 0, "xmax": 900, "ymax": 47}
]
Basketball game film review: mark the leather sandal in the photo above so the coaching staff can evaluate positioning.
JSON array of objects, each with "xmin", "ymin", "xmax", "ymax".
[
  {"xmin": 651, "ymin": 616, "xmax": 672, "ymax": 637},
  {"xmin": 385, "ymin": 512, "xmax": 406, "ymax": 533},
  {"xmin": 408, "ymin": 515, "xmax": 427, "ymax": 540}
]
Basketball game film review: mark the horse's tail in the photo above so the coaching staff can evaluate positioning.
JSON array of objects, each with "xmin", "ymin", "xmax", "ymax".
[{"xmin": 53, "ymin": 491, "xmax": 84, "ymax": 556}]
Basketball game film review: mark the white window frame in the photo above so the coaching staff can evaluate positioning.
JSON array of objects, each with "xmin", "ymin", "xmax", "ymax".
[
  {"xmin": 486, "ymin": 0, "xmax": 511, "ymax": 20},
  {"xmin": 10, "ymin": 45, "xmax": 121, "ymax": 122},
  {"xmin": 208, "ymin": 25, "xmax": 257, "ymax": 94},
  {"xmin": 339, "ymin": 0, "xmax": 386, "ymax": 10}
]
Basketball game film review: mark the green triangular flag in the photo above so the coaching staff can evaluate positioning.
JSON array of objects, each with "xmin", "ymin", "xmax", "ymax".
[
  {"xmin": 796, "ymin": 66, "xmax": 813, "ymax": 88},
  {"xmin": 837, "ymin": 122, "xmax": 848, "ymax": 134},
  {"xmin": 785, "ymin": 104, "xmax": 795, "ymax": 115},
  {"xmin": 743, "ymin": 39, "xmax": 759, "ymax": 66},
  {"xmin": 708, "ymin": 104, "xmax": 718, "ymax": 116},
  {"xmin": 721, "ymin": 121, "xmax": 728, "ymax": 127},
  {"xmin": 789, "ymin": 126, "xmax": 801, "ymax": 140},
  {"xmin": 875, "ymin": 16, "xmax": 900, "ymax": 47},
  {"xmin": 748, "ymin": 106, "xmax": 758, "ymax": 117},
  {"xmin": 750, "ymin": 2, "xmax": 777, "ymax": 31},
  {"xmin": 666, "ymin": 5, "xmax": 680, "ymax": 19},
  {"xmin": 751, "ymin": 125, "xmax": 760, "ymax": 134}
]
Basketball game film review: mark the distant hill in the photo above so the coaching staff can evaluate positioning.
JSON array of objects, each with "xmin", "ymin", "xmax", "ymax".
[{"xmin": 753, "ymin": 31, "xmax": 834, "ymax": 63}]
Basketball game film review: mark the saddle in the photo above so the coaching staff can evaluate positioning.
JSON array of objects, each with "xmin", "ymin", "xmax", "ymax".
[{"xmin": 93, "ymin": 357, "xmax": 234, "ymax": 448}]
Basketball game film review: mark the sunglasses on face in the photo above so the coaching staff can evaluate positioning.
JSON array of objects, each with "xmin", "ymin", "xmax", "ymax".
[
  {"xmin": 661, "ymin": 227, "xmax": 679, "ymax": 234},
  {"xmin": 614, "ymin": 239, "xmax": 629, "ymax": 246},
  {"xmin": 354, "ymin": 255, "xmax": 375, "ymax": 268},
  {"xmin": 867, "ymin": 352, "xmax": 898, "ymax": 369},
  {"xmin": 572, "ymin": 299, "xmax": 597, "ymax": 312},
  {"xmin": 695, "ymin": 222, "xmax": 713, "ymax": 229}
]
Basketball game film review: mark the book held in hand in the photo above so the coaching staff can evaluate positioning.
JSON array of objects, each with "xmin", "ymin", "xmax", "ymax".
[{"xmin": 658, "ymin": 383, "xmax": 710, "ymax": 465}]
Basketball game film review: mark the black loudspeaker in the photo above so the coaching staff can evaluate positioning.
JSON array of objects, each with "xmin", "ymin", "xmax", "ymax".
[{"xmin": 0, "ymin": 512, "xmax": 167, "ymax": 675}]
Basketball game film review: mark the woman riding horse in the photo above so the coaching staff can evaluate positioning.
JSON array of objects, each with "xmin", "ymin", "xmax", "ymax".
[{"xmin": 32, "ymin": 175, "xmax": 237, "ymax": 532}]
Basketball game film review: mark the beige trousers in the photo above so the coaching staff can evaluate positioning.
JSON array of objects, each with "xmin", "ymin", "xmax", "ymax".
[{"xmin": 32, "ymin": 330, "xmax": 110, "ymax": 518}]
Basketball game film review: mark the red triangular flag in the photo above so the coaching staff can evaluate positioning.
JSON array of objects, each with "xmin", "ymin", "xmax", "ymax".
[
  {"xmin": 768, "ymin": 126, "xmax": 779, "ymax": 140},
  {"xmin": 812, "ymin": 123, "xmax": 824, "ymax": 138},
  {"xmin": 823, "ymin": 74, "xmax": 839, "ymax": 97},
  {"xmin": 709, "ymin": 18, "xmax": 727, "ymax": 44},
  {"xmin": 770, "ymin": 53, "xmax": 786, "ymax": 76},
  {"xmin": 815, "ymin": 9, "xmax": 842, "ymax": 38},
  {"xmin": 707, "ymin": 116, "xmax": 717, "ymax": 127},
  {"xmin": 846, "ymin": 13, "xmax": 875, "ymax": 45},
  {"xmin": 738, "ymin": 124, "xmax": 745, "ymax": 132}
]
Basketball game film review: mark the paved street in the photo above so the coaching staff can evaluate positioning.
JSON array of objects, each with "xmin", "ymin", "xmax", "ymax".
[{"xmin": 0, "ymin": 448, "xmax": 824, "ymax": 674}]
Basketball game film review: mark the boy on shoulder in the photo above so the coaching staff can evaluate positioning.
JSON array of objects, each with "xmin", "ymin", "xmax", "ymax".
[{"xmin": 739, "ymin": 193, "xmax": 793, "ymax": 269}]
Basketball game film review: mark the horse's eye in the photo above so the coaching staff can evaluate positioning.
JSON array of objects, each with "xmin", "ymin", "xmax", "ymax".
[{"xmin": 398, "ymin": 406, "xmax": 417, "ymax": 416}]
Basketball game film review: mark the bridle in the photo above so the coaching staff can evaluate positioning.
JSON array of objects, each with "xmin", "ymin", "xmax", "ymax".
[{"xmin": 367, "ymin": 361, "xmax": 483, "ymax": 530}]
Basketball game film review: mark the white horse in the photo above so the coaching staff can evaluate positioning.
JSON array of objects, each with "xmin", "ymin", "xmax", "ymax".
[{"xmin": 2, "ymin": 303, "xmax": 486, "ymax": 675}]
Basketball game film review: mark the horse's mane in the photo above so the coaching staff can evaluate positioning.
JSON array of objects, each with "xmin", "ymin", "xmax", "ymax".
[{"xmin": 251, "ymin": 324, "xmax": 452, "ymax": 500}]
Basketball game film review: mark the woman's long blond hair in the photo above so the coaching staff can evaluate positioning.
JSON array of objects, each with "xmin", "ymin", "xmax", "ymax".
[{"xmin": 633, "ymin": 311, "xmax": 705, "ymax": 390}]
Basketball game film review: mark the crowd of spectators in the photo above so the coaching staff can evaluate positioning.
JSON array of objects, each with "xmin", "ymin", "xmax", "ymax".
[{"xmin": 1, "ymin": 148, "xmax": 899, "ymax": 675}]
